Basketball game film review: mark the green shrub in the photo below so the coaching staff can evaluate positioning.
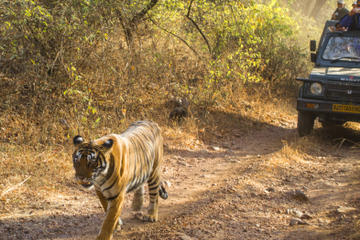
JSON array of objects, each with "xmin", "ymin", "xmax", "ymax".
[{"xmin": 151, "ymin": 0, "xmax": 308, "ymax": 107}]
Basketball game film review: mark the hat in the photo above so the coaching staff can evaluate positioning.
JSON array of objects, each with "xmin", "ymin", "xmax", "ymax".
[{"xmin": 337, "ymin": 0, "xmax": 345, "ymax": 3}]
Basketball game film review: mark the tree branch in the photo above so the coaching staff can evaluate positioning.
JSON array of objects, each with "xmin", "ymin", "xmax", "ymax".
[
  {"xmin": 149, "ymin": 17, "xmax": 199, "ymax": 57},
  {"xmin": 185, "ymin": 0, "xmax": 212, "ymax": 55},
  {"xmin": 116, "ymin": 8, "xmax": 133, "ymax": 47},
  {"xmin": 131, "ymin": 0, "xmax": 159, "ymax": 26},
  {"xmin": 116, "ymin": 0, "xmax": 159, "ymax": 48},
  {"xmin": 186, "ymin": 0, "xmax": 195, "ymax": 17}
]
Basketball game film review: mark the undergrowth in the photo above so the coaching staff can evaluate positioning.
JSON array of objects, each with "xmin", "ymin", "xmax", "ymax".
[
  {"xmin": 0, "ymin": 0, "xmax": 315, "ymax": 147},
  {"xmin": 0, "ymin": 0, "xmax": 329, "ymax": 212}
]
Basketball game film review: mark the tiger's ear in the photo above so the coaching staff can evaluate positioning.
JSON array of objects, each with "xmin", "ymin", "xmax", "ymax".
[
  {"xmin": 102, "ymin": 139, "xmax": 113, "ymax": 149},
  {"xmin": 73, "ymin": 135, "xmax": 84, "ymax": 146}
]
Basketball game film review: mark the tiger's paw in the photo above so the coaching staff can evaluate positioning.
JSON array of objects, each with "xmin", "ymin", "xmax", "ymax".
[
  {"xmin": 95, "ymin": 235, "xmax": 111, "ymax": 240},
  {"xmin": 134, "ymin": 212, "xmax": 158, "ymax": 222}
]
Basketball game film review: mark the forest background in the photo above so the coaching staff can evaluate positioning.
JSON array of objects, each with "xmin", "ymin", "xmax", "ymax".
[{"xmin": 0, "ymin": 0, "xmax": 341, "ymax": 146}]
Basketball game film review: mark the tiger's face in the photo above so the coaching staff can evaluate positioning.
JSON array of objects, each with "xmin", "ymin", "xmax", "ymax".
[{"xmin": 72, "ymin": 135, "xmax": 113, "ymax": 188}]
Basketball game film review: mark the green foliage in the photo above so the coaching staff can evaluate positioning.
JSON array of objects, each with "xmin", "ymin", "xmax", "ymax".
[
  {"xmin": 0, "ymin": 0, "xmax": 309, "ymax": 145},
  {"xmin": 152, "ymin": 0, "xmax": 306, "ymax": 106}
]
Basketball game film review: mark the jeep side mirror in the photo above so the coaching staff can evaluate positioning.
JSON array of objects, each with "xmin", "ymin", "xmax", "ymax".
[
  {"xmin": 310, "ymin": 40, "xmax": 316, "ymax": 52},
  {"xmin": 311, "ymin": 53, "xmax": 317, "ymax": 62}
]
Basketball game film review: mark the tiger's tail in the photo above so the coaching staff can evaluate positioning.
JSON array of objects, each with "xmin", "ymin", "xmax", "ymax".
[{"xmin": 159, "ymin": 181, "xmax": 169, "ymax": 200}]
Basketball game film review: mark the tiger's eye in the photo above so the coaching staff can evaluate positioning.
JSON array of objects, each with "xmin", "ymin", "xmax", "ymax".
[
  {"xmin": 89, "ymin": 159, "xmax": 98, "ymax": 167},
  {"xmin": 73, "ymin": 151, "xmax": 81, "ymax": 164}
]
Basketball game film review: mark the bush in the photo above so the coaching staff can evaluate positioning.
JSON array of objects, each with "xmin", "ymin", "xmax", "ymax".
[
  {"xmin": 0, "ymin": 0, "xmax": 309, "ymax": 145},
  {"xmin": 152, "ymin": 0, "xmax": 308, "ymax": 107}
]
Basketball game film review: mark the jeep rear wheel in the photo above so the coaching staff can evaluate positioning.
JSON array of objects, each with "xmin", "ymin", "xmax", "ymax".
[{"xmin": 297, "ymin": 111, "xmax": 315, "ymax": 137}]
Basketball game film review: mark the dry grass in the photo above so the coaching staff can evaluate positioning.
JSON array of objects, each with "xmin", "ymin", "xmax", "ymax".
[
  {"xmin": 0, "ymin": 85, "xmax": 297, "ymax": 217},
  {"xmin": 0, "ymin": 143, "xmax": 74, "ymax": 216}
]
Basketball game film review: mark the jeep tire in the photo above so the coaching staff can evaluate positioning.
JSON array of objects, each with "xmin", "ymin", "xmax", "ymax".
[{"xmin": 297, "ymin": 111, "xmax": 315, "ymax": 137}]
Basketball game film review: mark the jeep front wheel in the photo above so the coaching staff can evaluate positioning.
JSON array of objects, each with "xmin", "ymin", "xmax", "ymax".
[{"xmin": 297, "ymin": 111, "xmax": 315, "ymax": 137}]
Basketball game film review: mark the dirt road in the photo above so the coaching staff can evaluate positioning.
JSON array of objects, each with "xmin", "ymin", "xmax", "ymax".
[{"xmin": 1, "ymin": 117, "xmax": 360, "ymax": 240}]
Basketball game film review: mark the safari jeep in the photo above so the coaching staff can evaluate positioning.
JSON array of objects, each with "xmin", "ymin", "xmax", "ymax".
[{"xmin": 296, "ymin": 20, "xmax": 360, "ymax": 136}]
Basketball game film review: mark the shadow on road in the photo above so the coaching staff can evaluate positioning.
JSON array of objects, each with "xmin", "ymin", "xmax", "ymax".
[{"xmin": 0, "ymin": 213, "xmax": 102, "ymax": 240}]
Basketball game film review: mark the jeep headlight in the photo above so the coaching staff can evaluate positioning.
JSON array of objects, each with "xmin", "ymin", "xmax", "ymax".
[{"xmin": 310, "ymin": 82, "xmax": 323, "ymax": 95}]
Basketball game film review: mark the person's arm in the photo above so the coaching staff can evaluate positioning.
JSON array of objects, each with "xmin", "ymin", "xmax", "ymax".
[
  {"xmin": 331, "ymin": 10, "xmax": 337, "ymax": 20},
  {"xmin": 338, "ymin": 14, "xmax": 353, "ymax": 29},
  {"xmin": 349, "ymin": 8, "xmax": 360, "ymax": 16}
]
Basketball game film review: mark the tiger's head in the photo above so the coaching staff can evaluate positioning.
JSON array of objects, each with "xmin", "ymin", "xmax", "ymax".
[{"xmin": 72, "ymin": 135, "xmax": 113, "ymax": 188}]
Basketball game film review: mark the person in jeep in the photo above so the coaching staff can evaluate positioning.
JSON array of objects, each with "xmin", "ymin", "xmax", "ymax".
[
  {"xmin": 332, "ymin": 0, "xmax": 349, "ymax": 20},
  {"xmin": 337, "ymin": 0, "xmax": 360, "ymax": 31},
  {"xmin": 353, "ymin": 1, "xmax": 357, "ymax": 9}
]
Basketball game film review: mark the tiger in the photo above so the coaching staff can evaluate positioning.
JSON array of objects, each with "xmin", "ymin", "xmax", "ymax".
[{"xmin": 71, "ymin": 120, "xmax": 168, "ymax": 240}]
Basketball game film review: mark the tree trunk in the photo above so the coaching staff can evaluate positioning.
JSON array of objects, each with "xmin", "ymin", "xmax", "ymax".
[
  {"xmin": 310, "ymin": 0, "xmax": 327, "ymax": 17},
  {"xmin": 117, "ymin": 0, "xmax": 159, "ymax": 49},
  {"xmin": 302, "ymin": 0, "xmax": 313, "ymax": 15}
]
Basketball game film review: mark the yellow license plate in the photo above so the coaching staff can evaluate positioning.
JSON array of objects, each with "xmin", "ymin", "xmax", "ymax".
[{"xmin": 332, "ymin": 104, "xmax": 360, "ymax": 113}]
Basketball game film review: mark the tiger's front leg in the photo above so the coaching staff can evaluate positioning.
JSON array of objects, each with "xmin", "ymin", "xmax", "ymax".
[
  {"xmin": 96, "ymin": 190, "xmax": 123, "ymax": 231},
  {"xmin": 96, "ymin": 191, "xmax": 125, "ymax": 240}
]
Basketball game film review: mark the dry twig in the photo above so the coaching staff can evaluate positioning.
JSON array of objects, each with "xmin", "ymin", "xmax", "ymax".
[{"xmin": 0, "ymin": 176, "xmax": 31, "ymax": 197}]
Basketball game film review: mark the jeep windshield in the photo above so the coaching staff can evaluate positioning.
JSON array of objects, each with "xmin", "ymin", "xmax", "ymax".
[{"xmin": 322, "ymin": 36, "xmax": 360, "ymax": 62}]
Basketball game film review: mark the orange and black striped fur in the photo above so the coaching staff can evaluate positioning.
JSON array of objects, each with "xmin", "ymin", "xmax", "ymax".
[{"xmin": 72, "ymin": 121, "xmax": 168, "ymax": 240}]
